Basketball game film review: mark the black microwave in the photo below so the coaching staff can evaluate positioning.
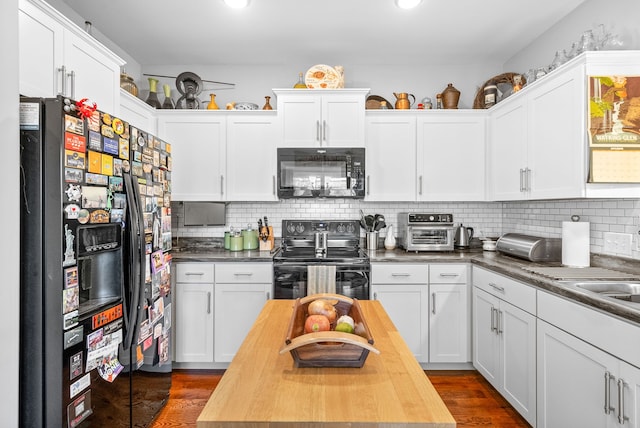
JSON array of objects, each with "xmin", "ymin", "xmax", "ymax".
[{"xmin": 277, "ymin": 148, "xmax": 365, "ymax": 199}]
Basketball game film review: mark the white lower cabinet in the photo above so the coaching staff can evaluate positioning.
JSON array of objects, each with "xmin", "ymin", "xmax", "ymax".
[
  {"xmin": 537, "ymin": 290, "xmax": 640, "ymax": 428},
  {"xmin": 174, "ymin": 263, "xmax": 214, "ymax": 363},
  {"xmin": 371, "ymin": 263, "xmax": 469, "ymax": 365},
  {"xmin": 472, "ymin": 267, "xmax": 537, "ymax": 426},
  {"xmin": 213, "ymin": 263, "xmax": 272, "ymax": 363}
]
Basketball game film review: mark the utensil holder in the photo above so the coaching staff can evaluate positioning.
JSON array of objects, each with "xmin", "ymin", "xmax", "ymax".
[{"xmin": 366, "ymin": 232, "xmax": 379, "ymax": 251}]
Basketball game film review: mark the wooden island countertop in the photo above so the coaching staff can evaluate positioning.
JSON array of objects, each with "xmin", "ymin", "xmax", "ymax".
[{"xmin": 197, "ymin": 299, "xmax": 456, "ymax": 428}]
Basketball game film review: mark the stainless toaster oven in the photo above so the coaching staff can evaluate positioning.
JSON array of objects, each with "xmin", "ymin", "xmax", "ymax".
[{"xmin": 397, "ymin": 213, "xmax": 455, "ymax": 252}]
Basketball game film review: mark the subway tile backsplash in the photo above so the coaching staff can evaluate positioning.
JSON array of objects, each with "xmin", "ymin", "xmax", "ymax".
[{"xmin": 171, "ymin": 198, "xmax": 640, "ymax": 260}]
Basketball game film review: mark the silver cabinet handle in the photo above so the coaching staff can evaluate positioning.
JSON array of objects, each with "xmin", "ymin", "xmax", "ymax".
[
  {"xmin": 367, "ymin": 176, "xmax": 370, "ymax": 195},
  {"xmin": 69, "ymin": 70, "xmax": 76, "ymax": 99},
  {"xmin": 185, "ymin": 272, "xmax": 205, "ymax": 276},
  {"xmin": 322, "ymin": 120, "xmax": 327, "ymax": 143},
  {"xmin": 519, "ymin": 168, "xmax": 525, "ymax": 192},
  {"xmin": 605, "ymin": 371, "xmax": 615, "ymax": 415},
  {"xmin": 207, "ymin": 292, "xmax": 211, "ymax": 314},
  {"xmin": 490, "ymin": 306, "xmax": 496, "ymax": 332},
  {"xmin": 497, "ymin": 310, "xmax": 503, "ymax": 334},
  {"xmin": 373, "ymin": 292, "xmax": 378, "ymax": 300},
  {"xmin": 233, "ymin": 272, "xmax": 254, "ymax": 276},
  {"xmin": 525, "ymin": 167, "xmax": 531, "ymax": 192},
  {"xmin": 618, "ymin": 378, "xmax": 629, "ymax": 424},
  {"xmin": 316, "ymin": 120, "xmax": 321, "ymax": 143},
  {"xmin": 57, "ymin": 66, "xmax": 66, "ymax": 95},
  {"xmin": 391, "ymin": 273, "xmax": 411, "ymax": 277},
  {"xmin": 439, "ymin": 273, "xmax": 460, "ymax": 278},
  {"xmin": 431, "ymin": 292, "xmax": 436, "ymax": 314},
  {"xmin": 266, "ymin": 291, "xmax": 270, "ymax": 300},
  {"xmin": 272, "ymin": 176, "xmax": 276, "ymax": 195},
  {"xmin": 419, "ymin": 176, "xmax": 423, "ymax": 195},
  {"xmin": 220, "ymin": 175, "xmax": 224, "ymax": 195},
  {"xmin": 489, "ymin": 282, "xmax": 505, "ymax": 293}
]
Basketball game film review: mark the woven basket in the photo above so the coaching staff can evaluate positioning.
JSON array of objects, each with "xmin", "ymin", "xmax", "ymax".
[{"xmin": 473, "ymin": 72, "xmax": 527, "ymax": 109}]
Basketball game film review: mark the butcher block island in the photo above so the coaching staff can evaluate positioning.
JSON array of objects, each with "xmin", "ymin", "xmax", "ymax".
[{"xmin": 197, "ymin": 299, "xmax": 456, "ymax": 428}]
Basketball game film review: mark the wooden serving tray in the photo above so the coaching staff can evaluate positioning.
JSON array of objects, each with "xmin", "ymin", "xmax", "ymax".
[{"xmin": 279, "ymin": 293, "xmax": 379, "ymax": 368}]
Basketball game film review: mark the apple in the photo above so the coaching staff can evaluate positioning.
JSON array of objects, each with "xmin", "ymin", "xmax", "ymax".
[{"xmin": 304, "ymin": 314, "xmax": 331, "ymax": 333}]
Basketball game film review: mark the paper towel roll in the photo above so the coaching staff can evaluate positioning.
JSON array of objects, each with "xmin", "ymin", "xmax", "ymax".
[{"xmin": 562, "ymin": 221, "xmax": 590, "ymax": 267}]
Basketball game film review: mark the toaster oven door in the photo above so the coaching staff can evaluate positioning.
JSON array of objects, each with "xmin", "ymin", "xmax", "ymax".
[{"xmin": 407, "ymin": 226, "xmax": 454, "ymax": 251}]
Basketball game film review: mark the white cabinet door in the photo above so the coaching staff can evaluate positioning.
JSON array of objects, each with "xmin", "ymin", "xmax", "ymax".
[
  {"xmin": 214, "ymin": 282, "xmax": 270, "ymax": 363},
  {"xmin": 119, "ymin": 89, "xmax": 156, "ymax": 134},
  {"xmin": 528, "ymin": 64, "xmax": 586, "ymax": 199},
  {"xmin": 156, "ymin": 112, "xmax": 226, "ymax": 201},
  {"xmin": 275, "ymin": 89, "xmax": 368, "ymax": 147},
  {"xmin": 174, "ymin": 282, "xmax": 214, "ymax": 363},
  {"xmin": 371, "ymin": 282, "xmax": 429, "ymax": 362},
  {"xmin": 488, "ymin": 99, "xmax": 527, "ymax": 201},
  {"xmin": 62, "ymin": 31, "xmax": 121, "ymax": 113},
  {"xmin": 620, "ymin": 361, "xmax": 640, "ymax": 428},
  {"xmin": 429, "ymin": 283, "xmax": 469, "ymax": 363},
  {"xmin": 473, "ymin": 287, "xmax": 501, "ymax": 387},
  {"xmin": 225, "ymin": 113, "xmax": 278, "ymax": 201},
  {"xmin": 365, "ymin": 113, "xmax": 417, "ymax": 201},
  {"xmin": 18, "ymin": 0, "xmax": 63, "ymax": 98},
  {"xmin": 537, "ymin": 319, "xmax": 617, "ymax": 428},
  {"xmin": 500, "ymin": 300, "xmax": 537, "ymax": 426},
  {"xmin": 417, "ymin": 113, "xmax": 486, "ymax": 201}
]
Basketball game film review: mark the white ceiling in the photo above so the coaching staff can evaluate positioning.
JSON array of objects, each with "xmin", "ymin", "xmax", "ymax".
[{"xmin": 59, "ymin": 0, "xmax": 586, "ymax": 67}]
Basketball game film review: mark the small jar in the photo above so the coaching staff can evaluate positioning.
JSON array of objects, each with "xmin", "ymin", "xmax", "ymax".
[
  {"xmin": 421, "ymin": 97, "xmax": 432, "ymax": 109},
  {"xmin": 380, "ymin": 100, "xmax": 389, "ymax": 110},
  {"xmin": 435, "ymin": 94, "xmax": 443, "ymax": 109},
  {"xmin": 417, "ymin": 103, "xmax": 424, "ymax": 110},
  {"xmin": 483, "ymin": 84, "xmax": 498, "ymax": 108}
]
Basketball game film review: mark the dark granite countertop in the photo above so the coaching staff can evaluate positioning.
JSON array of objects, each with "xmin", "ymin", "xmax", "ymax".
[{"xmin": 172, "ymin": 238, "xmax": 640, "ymax": 324}]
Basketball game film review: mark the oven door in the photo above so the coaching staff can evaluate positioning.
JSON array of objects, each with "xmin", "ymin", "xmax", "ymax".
[
  {"xmin": 273, "ymin": 263, "xmax": 370, "ymax": 300},
  {"xmin": 407, "ymin": 226, "xmax": 454, "ymax": 251}
]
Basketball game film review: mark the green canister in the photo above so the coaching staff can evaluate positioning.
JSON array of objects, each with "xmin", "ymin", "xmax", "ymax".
[
  {"xmin": 224, "ymin": 231, "xmax": 231, "ymax": 250},
  {"xmin": 242, "ymin": 228, "xmax": 259, "ymax": 250},
  {"xmin": 229, "ymin": 235, "xmax": 244, "ymax": 252}
]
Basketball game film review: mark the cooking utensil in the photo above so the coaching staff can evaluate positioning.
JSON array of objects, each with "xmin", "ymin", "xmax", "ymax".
[
  {"xmin": 373, "ymin": 214, "xmax": 385, "ymax": 231},
  {"xmin": 374, "ymin": 219, "xmax": 386, "ymax": 231},
  {"xmin": 365, "ymin": 215, "xmax": 375, "ymax": 232}
]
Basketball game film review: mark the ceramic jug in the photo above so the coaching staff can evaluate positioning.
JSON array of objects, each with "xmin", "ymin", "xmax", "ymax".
[
  {"xmin": 393, "ymin": 92, "xmax": 416, "ymax": 109},
  {"xmin": 441, "ymin": 83, "xmax": 460, "ymax": 109}
]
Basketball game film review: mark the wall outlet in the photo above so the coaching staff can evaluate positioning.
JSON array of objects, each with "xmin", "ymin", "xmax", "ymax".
[{"xmin": 603, "ymin": 232, "xmax": 633, "ymax": 256}]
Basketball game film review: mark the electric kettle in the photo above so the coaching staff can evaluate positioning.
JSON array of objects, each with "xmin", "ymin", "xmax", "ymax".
[{"xmin": 454, "ymin": 224, "xmax": 474, "ymax": 248}]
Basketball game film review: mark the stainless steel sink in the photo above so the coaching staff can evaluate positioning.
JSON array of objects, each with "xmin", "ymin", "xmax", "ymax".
[{"xmin": 561, "ymin": 281, "xmax": 640, "ymax": 303}]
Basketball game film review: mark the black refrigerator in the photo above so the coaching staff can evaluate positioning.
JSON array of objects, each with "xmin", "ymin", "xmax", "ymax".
[{"xmin": 19, "ymin": 96, "xmax": 173, "ymax": 428}]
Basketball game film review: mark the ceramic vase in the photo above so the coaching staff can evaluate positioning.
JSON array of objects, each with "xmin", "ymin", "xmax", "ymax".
[
  {"xmin": 384, "ymin": 225, "xmax": 396, "ymax": 250},
  {"xmin": 207, "ymin": 93, "xmax": 220, "ymax": 110},
  {"xmin": 145, "ymin": 77, "xmax": 162, "ymax": 108},
  {"xmin": 161, "ymin": 84, "xmax": 175, "ymax": 109},
  {"xmin": 262, "ymin": 96, "xmax": 273, "ymax": 110},
  {"xmin": 442, "ymin": 83, "xmax": 460, "ymax": 109}
]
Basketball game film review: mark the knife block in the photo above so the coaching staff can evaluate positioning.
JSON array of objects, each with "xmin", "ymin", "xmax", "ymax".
[{"xmin": 260, "ymin": 226, "xmax": 274, "ymax": 251}]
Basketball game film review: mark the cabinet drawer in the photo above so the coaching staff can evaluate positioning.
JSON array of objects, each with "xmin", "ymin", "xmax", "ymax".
[
  {"xmin": 473, "ymin": 267, "xmax": 535, "ymax": 314},
  {"xmin": 176, "ymin": 263, "xmax": 215, "ymax": 283},
  {"xmin": 429, "ymin": 264, "xmax": 468, "ymax": 284},
  {"xmin": 372, "ymin": 263, "xmax": 428, "ymax": 284},
  {"xmin": 215, "ymin": 263, "xmax": 273, "ymax": 283}
]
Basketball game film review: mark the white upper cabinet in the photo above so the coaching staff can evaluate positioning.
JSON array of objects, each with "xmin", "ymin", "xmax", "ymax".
[
  {"xmin": 18, "ymin": 0, "xmax": 124, "ymax": 113},
  {"xmin": 417, "ymin": 112, "xmax": 486, "ymax": 201},
  {"xmin": 365, "ymin": 112, "xmax": 417, "ymax": 201},
  {"xmin": 225, "ymin": 112, "xmax": 278, "ymax": 201},
  {"xmin": 119, "ymin": 89, "xmax": 157, "ymax": 134},
  {"xmin": 274, "ymin": 89, "xmax": 369, "ymax": 147},
  {"xmin": 156, "ymin": 111, "xmax": 226, "ymax": 201}
]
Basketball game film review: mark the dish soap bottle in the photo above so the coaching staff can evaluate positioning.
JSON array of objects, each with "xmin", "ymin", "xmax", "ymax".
[
  {"xmin": 384, "ymin": 225, "xmax": 396, "ymax": 250},
  {"xmin": 293, "ymin": 72, "xmax": 307, "ymax": 89}
]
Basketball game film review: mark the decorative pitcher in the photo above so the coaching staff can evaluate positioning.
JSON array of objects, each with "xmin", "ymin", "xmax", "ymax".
[
  {"xmin": 393, "ymin": 92, "xmax": 416, "ymax": 109},
  {"xmin": 441, "ymin": 83, "xmax": 460, "ymax": 109}
]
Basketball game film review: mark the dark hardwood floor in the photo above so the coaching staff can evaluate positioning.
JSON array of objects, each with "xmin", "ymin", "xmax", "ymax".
[{"xmin": 149, "ymin": 369, "xmax": 530, "ymax": 427}]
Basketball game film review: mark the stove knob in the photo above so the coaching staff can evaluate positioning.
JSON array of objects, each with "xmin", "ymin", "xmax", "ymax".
[
  {"xmin": 429, "ymin": 215, "xmax": 435, "ymax": 222},
  {"xmin": 337, "ymin": 224, "xmax": 345, "ymax": 233},
  {"xmin": 295, "ymin": 224, "xmax": 305, "ymax": 233},
  {"xmin": 287, "ymin": 224, "xmax": 296, "ymax": 234},
  {"xmin": 347, "ymin": 223, "xmax": 355, "ymax": 233}
]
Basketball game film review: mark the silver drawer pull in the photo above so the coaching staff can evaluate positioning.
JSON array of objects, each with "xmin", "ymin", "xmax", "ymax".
[
  {"xmin": 618, "ymin": 378, "xmax": 629, "ymax": 424},
  {"xmin": 207, "ymin": 292, "xmax": 211, "ymax": 314},
  {"xmin": 439, "ymin": 273, "xmax": 460, "ymax": 277},
  {"xmin": 490, "ymin": 306, "xmax": 496, "ymax": 332},
  {"xmin": 185, "ymin": 272, "xmax": 205, "ymax": 276},
  {"xmin": 605, "ymin": 371, "xmax": 615, "ymax": 415},
  {"xmin": 489, "ymin": 282, "xmax": 505, "ymax": 293},
  {"xmin": 391, "ymin": 273, "xmax": 411, "ymax": 277},
  {"xmin": 234, "ymin": 272, "xmax": 254, "ymax": 276}
]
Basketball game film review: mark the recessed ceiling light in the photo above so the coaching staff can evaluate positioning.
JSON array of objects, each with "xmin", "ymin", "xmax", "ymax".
[
  {"xmin": 395, "ymin": 0, "xmax": 422, "ymax": 9},
  {"xmin": 224, "ymin": 0, "xmax": 250, "ymax": 9}
]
